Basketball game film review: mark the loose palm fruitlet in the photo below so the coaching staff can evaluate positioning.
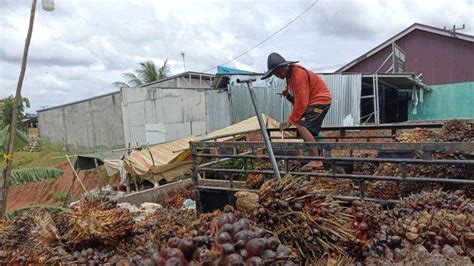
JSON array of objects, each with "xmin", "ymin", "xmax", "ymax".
[
  {"xmin": 366, "ymin": 244, "xmax": 472, "ymax": 265},
  {"xmin": 361, "ymin": 190, "xmax": 474, "ymax": 263},
  {"xmin": 127, "ymin": 208, "xmax": 297, "ymax": 265},
  {"xmin": 65, "ymin": 196, "xmax": 135, "ymax": 248},
  {"xmin": 255, "ymin": 176, "xmax": 356, "ymax": 263}
]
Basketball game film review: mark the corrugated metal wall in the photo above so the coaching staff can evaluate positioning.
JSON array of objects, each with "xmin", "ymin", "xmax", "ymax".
[
  {"xmin": 409, "ymin": 82, "xmax": 474, "ymax": 121},
  {"xmin": 206, "ymin": 89, "xmax": 232, "ymax": 132},
  {"xmin": 228, "ymin": 74, "xmax": 361, "ymax": 127},
  {"xmin": 228, "ymin": 78, "xmax": 291, "ymax": 123},
  {"xmin": 320, "ymin": 74, "xmax": 361, "ymax": 126}
]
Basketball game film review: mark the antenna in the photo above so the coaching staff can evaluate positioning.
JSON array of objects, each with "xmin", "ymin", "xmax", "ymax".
[
  {"xmin": 181, "ymin": 52, "xmax": 186, "ymax": 72},
  {"xmin": 444, "ymin": 24, "xmax": 466, "ymax": 32}
]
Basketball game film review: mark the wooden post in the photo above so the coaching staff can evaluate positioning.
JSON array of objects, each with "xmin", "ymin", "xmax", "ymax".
[
  {"xmin": 1, "ymin": 0, "xmax": 37, "ymax": 218},
  {"xmin": 66, "ymin": 154, "xmax": 88, "ymax": 194}
]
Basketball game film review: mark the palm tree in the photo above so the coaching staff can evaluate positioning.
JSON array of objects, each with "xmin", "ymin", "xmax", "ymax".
[{"xmin": 113, "ymin": 59, "xmax": 170, "ymax": 88}]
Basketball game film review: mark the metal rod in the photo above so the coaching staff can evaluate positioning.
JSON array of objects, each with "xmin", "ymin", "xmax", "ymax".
[
  {"xmin": 244, "ymin": 81, "xmax": 281, "ymax": 179},
  {"xmin": 197, "ymin": 167, "xmax": 474, "ymax": 185},
  {"xmin": 359, "ymin": 177, "xmax": 366, "ymax": 199},
  {"xmin": 196, "ymin": 153, "xmax": 474, "ymax": 165},
  {"xmin": 192, "ymin": 141, "xmax": 474, "ymax": 152},
  {"xmin": 190, "ymin": 142, "xmax": 202, "ymax": 214}
]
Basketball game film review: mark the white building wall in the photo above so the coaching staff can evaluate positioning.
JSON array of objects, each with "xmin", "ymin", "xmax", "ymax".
[{"xmin": 122, "ymin": 87, "xmax": 228, "ymax": 146}]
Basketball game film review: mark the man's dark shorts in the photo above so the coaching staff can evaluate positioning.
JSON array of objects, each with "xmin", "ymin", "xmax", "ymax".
[{"xmin": 297, "ymin": 104, "xmax": 330, "ymax": 137}]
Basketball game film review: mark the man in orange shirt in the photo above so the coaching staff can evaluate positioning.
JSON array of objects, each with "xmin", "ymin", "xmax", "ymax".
[{"xmin": 262, "ymin": 52, "xmax": 332, "ymax": 171}]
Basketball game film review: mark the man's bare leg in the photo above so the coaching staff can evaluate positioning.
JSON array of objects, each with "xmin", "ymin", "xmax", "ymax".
[{"xmin": 296, "ymin": 125, "xmax": 323, "ymax": 168}]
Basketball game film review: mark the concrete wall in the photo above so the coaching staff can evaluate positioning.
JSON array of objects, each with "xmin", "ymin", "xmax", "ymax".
[
  {"xmin": 122, "ymin": 87, "xmax": 231, "ymax": 146},
  {"xmin": 38, "ymin": 92, "xmax": 125, "ymax": 151}
]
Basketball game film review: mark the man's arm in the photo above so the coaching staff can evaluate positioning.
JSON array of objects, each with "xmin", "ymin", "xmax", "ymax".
[{"xmin": 288, "ymin": 70, "xmax": 309, "ymax": 125}]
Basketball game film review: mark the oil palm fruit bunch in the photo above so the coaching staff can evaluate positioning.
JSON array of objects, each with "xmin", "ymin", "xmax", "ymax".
[
  {"xmin": 65, "ymin": 196, "xmax": 134, "ymax": 248},
  {"xmin": 440, "ymin": 120, "xmax": 473, "ymax": 142},
  {"xmin": 245, "ymin": 174, "xmax": 265, "ymax": 189},
  {"xmin": 394, "ymin": 128, "xmax": 435, "ymax": 143},
  {"xmin": 254, "ymin": 176, "xmax": 355, "ymax": 263},
  {"xmin": 0, "ymin": 209, "xmax": 70, "ymax": 264},
  {"xmin": 366, "ymin": 181, "xmax": 400, "ymax": 200}
]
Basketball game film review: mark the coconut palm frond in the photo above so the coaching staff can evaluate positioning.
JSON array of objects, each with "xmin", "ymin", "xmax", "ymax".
[{"xmin": 113, "ymin": 59, "xmax": 170, "ymax": 88}]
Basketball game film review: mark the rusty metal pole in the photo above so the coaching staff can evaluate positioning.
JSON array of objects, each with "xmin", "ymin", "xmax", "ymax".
[{"xmin": 0, "ymin": 0, "xmax": 38, "ymax": 218}]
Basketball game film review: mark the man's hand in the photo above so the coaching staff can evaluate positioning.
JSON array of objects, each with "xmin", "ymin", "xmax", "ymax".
[
  {"xmin": 279, "ymin": 122, "xmax": 290, "ymax": 131},
  {"xmin": 277, "ymin": 89, "xmax": 288, "ymax": 97}
]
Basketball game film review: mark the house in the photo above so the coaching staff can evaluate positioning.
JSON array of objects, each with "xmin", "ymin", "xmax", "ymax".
[{"xmin": 337, "ymin": 23, "xmax": 474, "ymax": 121}]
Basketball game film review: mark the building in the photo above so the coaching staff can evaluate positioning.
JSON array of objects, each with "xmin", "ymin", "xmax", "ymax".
[
  {"xmin": 37, "ymin": 91, "xmax": 124, "ymax": 150},
  {"xmin": 337, "ymin": 23, "xmax": 474, "ymax": 121},
  {"xmin": 213, "ymin": 72, "xmax": 426, "ymax": 126},
  {"xmin": 37, "ymin": 72, "xmax": 218, "ymax": 150},
  {"xmin": 141, "ymin": 71, "xmax": 215, "ymax": 89}
]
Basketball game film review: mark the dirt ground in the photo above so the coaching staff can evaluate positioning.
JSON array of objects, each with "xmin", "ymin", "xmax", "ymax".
[{"xmin": 6, "ymin": 162, "xmax": 104, "ymax": 212}]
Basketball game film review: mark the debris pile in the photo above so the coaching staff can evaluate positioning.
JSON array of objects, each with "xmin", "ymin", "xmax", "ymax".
[{"xmin": 157, "ymin": 184, "xmax": 195, "ymax": 208}]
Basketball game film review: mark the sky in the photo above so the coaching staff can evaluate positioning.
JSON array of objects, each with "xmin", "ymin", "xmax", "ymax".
[{"xmin": 1, "ymin": 0, "xmax": 473, "ymax": 112}]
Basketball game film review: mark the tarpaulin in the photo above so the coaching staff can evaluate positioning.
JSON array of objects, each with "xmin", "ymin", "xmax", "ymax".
[
  {"xmin": 204, "ymin": 114, "xmax": 280, "ymax": 141},
  {"xmin": 124, "ymin": 135, "xmax": 197, "ymax": 183}
]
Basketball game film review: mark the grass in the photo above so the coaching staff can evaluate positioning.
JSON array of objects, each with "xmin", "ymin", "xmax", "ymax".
[
  {"xmin": 52, "ymin": 191, "xmax": 69, "ymax": 203},
  {"xmin": 5, "ymin": 205, "xmax": 66, "ymax": 220},
  {"xmin": 0, "ymin": 139, "xmax": 69, "ymax": 170}
]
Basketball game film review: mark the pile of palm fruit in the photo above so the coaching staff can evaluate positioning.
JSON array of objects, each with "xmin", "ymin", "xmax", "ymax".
[
  {"xmin": 350, "ymin": 189, "xmax": 473, "ymax": 264},
  {"xmin": 1, "ymin": 183, "xmax": 473, "ymax": 264},
  {"xmin": 251, "ymin": 176, "xmax": 356, "ymax": 263},
  {"xmin": 354, "ymin": 120, "xmax": 473, "ymax": 200}
]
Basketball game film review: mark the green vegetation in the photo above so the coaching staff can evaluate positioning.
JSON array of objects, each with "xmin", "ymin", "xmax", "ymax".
[
  {"xmin": 5, "ymin": 205, "xmax": 65, "ymax": 220},
  {"xmin": 0, "ymin": 95, "xmax": 30, "ymax": 130},
  {"xmin": 9, "ymin": 167, "xmax": 63, "ymax": 186},
  {"xmin": 0, "ymin": 139, "xmax": 67, "ymax": 170},
  {"xmin": 113, "ymin": 60, "xmax": 171, "ymax": 88},
  {"xmin": 52, "ymin": 191, "xmax": 69, "ymax": 203}
]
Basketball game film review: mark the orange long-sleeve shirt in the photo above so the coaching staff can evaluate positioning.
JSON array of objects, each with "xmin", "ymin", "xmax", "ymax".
[{"xmin": 286, "ymin": 65, "xmax": 332, "ymax": 125}]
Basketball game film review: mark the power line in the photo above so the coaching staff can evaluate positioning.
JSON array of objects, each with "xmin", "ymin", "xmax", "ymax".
[
  {"xmin": 201, "ymin": 0, "xmax": 319, "ymax": 73},
  {"xmin": 448, "ymin": 1, "xmax": 463, "ymax": 26}
]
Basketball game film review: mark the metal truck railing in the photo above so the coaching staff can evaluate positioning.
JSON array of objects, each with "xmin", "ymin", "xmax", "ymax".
[{"xmin": 191, "ymin": 125, "xmax": 474, "ymax": 214}]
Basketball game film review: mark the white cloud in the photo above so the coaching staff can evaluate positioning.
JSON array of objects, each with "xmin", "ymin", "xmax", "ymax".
[{"xmin": 0, "ymin": 0, "xmax": 472, "ymax": 111}]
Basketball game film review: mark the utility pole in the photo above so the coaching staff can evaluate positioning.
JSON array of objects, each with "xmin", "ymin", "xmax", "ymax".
[
  {"xmin": 1, "ymin": 0, "xmax": 52, "ymax": 218},
  {"xmin": 181, "ymin": 52, "xmax": 186, "ymax": 72}
]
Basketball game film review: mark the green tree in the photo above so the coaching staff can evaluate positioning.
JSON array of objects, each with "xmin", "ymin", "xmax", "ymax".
[
  {"xmin": 0, "ymin": 96, "xmax": 30, "ymax": 130},
  {"xmin": 113, "ymin": 59, "xmax": 170, "ymax": 88}
]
